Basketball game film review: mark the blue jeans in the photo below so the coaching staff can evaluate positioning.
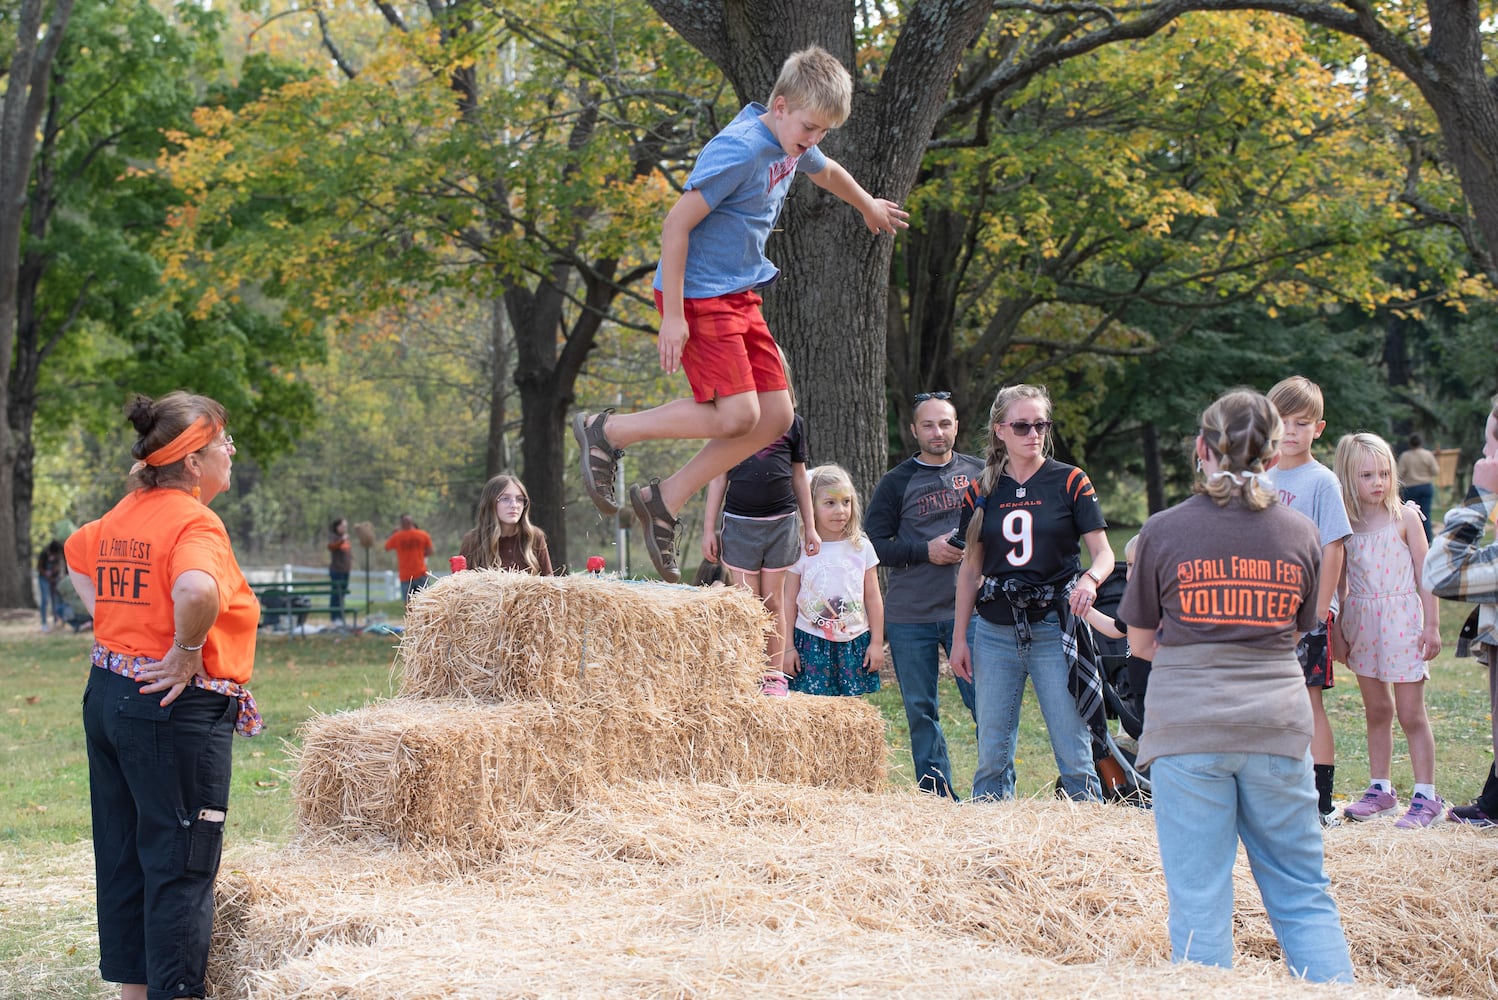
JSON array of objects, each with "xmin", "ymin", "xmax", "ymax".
[
  {"xmin": 329, "ymin": 571, "xmax": 350, "ymax": 623},
  {"xmin": 1400, "ymin": 482, "xmax": 1434, "ymax": 542},
  {"xmin": 1151, "ymin": 751, "xmax": 1354, "ymax": 982},
  {"xmin": 38, "ymin": 574, "xmax": 63, "ymax": 626},
  {"xmin": 971, "ymin": 613, "xmax": 1099, "ymax": 801},
  {"xmin": 886, "ymin": 619, "xmax": 976, "ymax": 797}
]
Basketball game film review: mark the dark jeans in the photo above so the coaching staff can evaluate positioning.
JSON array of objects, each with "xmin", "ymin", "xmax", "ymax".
[
  {"xmin": 1400, "ymin": 482, "xmax": 1435, "ymax": 542},
  {"xmin": 329, "ymin": 571, "xmax": 350, "ymax": 623},
  {"xmin": 886, "ymin": 619, "xmax": 977, "ymax": 797},
  {"xmin": 84, "ymin": 667, "xmax": 235, "ymax": 1000}
]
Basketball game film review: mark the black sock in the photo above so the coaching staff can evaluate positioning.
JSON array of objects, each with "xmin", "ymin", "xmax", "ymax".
[{"xmin": 1314, "ymin": 763, "xmax": 1335, "ymax": 814}]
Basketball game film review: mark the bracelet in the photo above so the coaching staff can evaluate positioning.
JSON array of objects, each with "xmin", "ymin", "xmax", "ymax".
[
  {"xmin": 174, "ymin": 636, "xmax": 207, "ymax": 652},
  {"xmin": 1084, "ymin": 569, "xmax": 1103, "ymax": 586}
]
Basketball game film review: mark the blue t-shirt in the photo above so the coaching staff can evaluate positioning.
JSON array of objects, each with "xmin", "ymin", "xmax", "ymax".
[{"xmin": 653, "ymin": 104, "xmax": 828, "ymax": 298}]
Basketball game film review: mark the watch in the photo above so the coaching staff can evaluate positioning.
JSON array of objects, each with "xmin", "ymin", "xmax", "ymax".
[{"xmin": 1084, "ymin": 569, "xmax": 1103, "ymax": 586}]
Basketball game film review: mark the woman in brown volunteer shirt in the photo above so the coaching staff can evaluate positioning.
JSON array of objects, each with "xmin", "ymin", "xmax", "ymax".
[
  {"xmin": 1119, "ymin": 388, "xmax": 1352, "ymax": 983},
  {"xmin": 65, "ymin": 391, "xmax": 259, "ymax": 1000}
]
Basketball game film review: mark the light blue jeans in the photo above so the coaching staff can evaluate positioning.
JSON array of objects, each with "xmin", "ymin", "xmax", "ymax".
[
  {"xmin": 1151, "ymin": 751, "xmax": 1354, "ymax": 982},
  {"xmin": 971, "ymin": 613, "xmax": 1099, "ymax": 801},
  {"xmin": 886, "ymin": 619, "xmax": 976, "ymax": 797}
]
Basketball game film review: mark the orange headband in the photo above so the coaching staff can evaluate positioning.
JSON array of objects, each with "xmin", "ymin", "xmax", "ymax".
[{"xmin": 143, "ymin": 415, "xmax": 218, "ymax": 467}]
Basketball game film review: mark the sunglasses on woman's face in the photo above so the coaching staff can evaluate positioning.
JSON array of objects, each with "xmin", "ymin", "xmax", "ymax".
[{"xmin": 1004, "ymin": 420, "xmax": 1053, "ymax": 437}]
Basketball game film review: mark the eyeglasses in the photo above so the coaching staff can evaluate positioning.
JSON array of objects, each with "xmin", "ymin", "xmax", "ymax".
[
  {"xmin": 914, "ymin": 391, "xmax": 952, "ymax": 403},
  {"xmin": 497, "ymin": 495, "xmax": 528, "ymax": 507},
  {"xmin": 1003, "ymin": 420, "xmax": 1053, "ymax": 436}
]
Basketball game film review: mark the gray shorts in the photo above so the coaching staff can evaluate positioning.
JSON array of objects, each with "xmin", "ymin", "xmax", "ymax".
[{"xmin": 720, "ymin": 511, "xmax": 800, "ymax": 573}]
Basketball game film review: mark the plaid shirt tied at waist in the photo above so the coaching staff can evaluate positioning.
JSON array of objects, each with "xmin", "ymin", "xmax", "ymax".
[
  {"xmin": 978, "ymin": 578, "xmax": 1057, "ymax": 650},
  {"xmin": 91, "ymin": 643, "xmax": 264, "ymax": 737}
]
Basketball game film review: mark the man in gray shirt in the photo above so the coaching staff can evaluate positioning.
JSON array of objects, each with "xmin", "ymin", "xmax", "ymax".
[{"xmin": 866, "ymin": 393, "xmax": 982, "ymax": 797}]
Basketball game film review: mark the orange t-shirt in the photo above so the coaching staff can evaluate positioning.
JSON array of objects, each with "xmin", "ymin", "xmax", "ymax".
[
  {"xmin": 384, "ymin": 528, "xmax": 433, "ymax": 581},
  {"xmin": 65, "ymin": 489, "xmax": 258, "ymax": 683}
]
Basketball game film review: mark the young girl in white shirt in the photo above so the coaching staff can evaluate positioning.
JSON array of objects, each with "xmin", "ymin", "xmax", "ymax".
[{"xmin": 782, "ymin": 464, "xmax": 884, "ymax": 696}]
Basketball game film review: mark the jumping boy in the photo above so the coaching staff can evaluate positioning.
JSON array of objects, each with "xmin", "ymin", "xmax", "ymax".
[
  {"xmin": 572, "ymin": 45, "xmax": 909, "ymax": 582},
  {"xmin": 1267, "ymin": 376, "xmax": 1353, "ymax": 828}
]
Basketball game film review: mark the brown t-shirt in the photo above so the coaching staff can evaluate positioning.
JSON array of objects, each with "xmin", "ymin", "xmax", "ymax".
[
  {"xmin": 1120, "ymin": 493, "xmax": 1321, "ymax": 765},
  {"xmin": 1120, "ymin": 493, "xmax": 1319, "ymax": 651},
  {"xmin": 458, "ymin": 529, "xmax": 553, "ymax": 575}
]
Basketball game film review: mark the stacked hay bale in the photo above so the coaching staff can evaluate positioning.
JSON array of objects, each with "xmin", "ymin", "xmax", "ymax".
[{"xmin": 291, "ymin": 570, "xmax": 888, "ymax": 852}]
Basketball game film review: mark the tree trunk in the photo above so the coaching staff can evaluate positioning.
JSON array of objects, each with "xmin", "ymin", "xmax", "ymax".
[
  {"xmin": 0, "ymin": 0, "xmax": 74, "ymax": 607},
  {"xmin": 485, "ymin": 297, "xmax": 510, "ymax": 480},
  {"xmin": 1142, "ymin": 421, "xmax": 1165, "ymax": 515}
]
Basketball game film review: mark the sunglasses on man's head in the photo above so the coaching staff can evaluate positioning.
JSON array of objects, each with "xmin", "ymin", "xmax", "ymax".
[
  {"xmin": 1004, "ymin": 420, "xmax": 1054, "ymax": 436},
  {"xmin": 914, "ymin": 391, "xmax": 952, "ymax": 403}
]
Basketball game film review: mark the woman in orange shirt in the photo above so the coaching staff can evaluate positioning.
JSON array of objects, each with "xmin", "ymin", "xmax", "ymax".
[{"xmin": 65, "ymin": 391, "xmax": 260, "ymax": 1000}]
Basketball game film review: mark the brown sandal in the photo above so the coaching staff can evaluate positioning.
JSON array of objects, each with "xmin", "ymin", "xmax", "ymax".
[
  {"xmin": 573, "ymin": 409, "xmax": 623, "ymax": 515},
  {"xmin": 630, "ymin": 479, "xmax": 682, "ymax": 583}
]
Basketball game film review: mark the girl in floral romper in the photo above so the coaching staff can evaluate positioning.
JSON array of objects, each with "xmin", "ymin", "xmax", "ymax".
[{"xmin": 1332, "ymin": 432, "xmax": 1444, "ymax": 827}]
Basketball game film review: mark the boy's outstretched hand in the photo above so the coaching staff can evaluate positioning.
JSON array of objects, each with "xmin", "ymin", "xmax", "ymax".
[
  {"xmin": 658, "ymin": 315, "xmax": 689, "ymax": 373},
  {"xmin": 863, "ymin": 199, "xmax": 910, "ymax": 236}
]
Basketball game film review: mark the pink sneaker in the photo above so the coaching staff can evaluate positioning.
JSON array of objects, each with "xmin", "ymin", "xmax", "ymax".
[
  {"xmin": 1343, "ymin": 785, "xmax": 1399, "ymax": 821},
  {"xmin": 1394, "ymin": 793, "xmax": 1445, "ymax": 829},
  {"xmin": 761, "ymin": 671, "xmax": 789, "ymax": 697}
]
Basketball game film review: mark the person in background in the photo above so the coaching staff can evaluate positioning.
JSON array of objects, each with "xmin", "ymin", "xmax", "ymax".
[
  {"xmin": 949, "ymin": 383, "xmax": 1114, "ymax": 802},
  {"xmin": 1121, "ymin": 388, "xmax": 1353, "ymax": 983},
  {"xmin": 64, "ymin": 391, "xmax": 262, "ymax": 1000},
  {"xmin": 385, "ymin": 513, "xmax": 434, "ymax": 603},
  {"xmin": 327, "ymin": 518, "xmax": 352, "ymax": 626},
  {"xmin": 459, "ymin": 474, "xmax": 553, "ymax": 575},
  {"xmin": 37, "ymin": 538, "xmax": 65, "ymax": 632},
  {"xmin": 866, "ymin": 391, "xmax": 982, "ymax": 798},
  {"xmin": 702, "ymin": 403, "xmax": 817, "ymax": 685},
  {"xmin": 1397, "ymin": 433, "xmax": 1441, "ymax": 542},
  {"xmin": 782, "ymin": 464, "xmax": 884, "ymax": 697},
  {"xmin": 1422, "ymin": 391, "xmax": 1498, "ymax": 826},
  {"xmin": 1266, "ymin": 375, "xmax": 1352, "ymax": 828}
]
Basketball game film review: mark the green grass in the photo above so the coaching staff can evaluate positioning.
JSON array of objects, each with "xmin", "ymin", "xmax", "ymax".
[{"xmin": 1, "ymin": 630, "xmax": 401, "ymax": 847}]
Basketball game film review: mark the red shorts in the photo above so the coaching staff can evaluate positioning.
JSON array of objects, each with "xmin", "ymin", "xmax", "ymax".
[{"xmin": 654, "ymin": 289, "xmax": 788, "ymax": 403}]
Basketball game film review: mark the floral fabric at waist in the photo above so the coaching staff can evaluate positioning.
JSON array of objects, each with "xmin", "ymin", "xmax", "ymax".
[{"xmin": 91, "ymin": 643, "xmax": 263, "ymax": 737}]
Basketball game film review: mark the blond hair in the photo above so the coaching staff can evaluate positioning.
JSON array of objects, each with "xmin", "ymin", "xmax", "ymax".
[
  {"xmin": 770, "ymin": 46, "xmax": 853, "ymax": 126},
  {"xmin": 1268, "ymin": 374, "xmax": 1325, "ymax": 422},
  {"xmin": 1334, "ymin": 433, "xmax": 1403, "ymax": 525},
  {"xmin": 964, "ymin": 384, "xmax": 1052, "ymax": 549},
  {"xmin": 808, "ymin": 463, "xmax": 865, "ymax": 549},
  {"xmin": 1197, "ymin": 389, "xmax": 1281, "ymax": 511}
]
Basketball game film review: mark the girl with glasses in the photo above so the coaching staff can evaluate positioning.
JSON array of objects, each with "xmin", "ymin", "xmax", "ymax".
[
  {"xmin": 950, "ymin": 383, "xmax": 1115, "ymax": 801},
  {"xmin": 459, "ymin": 474, "xmax": 553, "ymax": 575}
]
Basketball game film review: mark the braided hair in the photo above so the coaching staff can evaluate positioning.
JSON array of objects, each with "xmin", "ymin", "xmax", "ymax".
[{"xmin": 1197, "ymin": 388, "xmax": 1281, "ymax": 511}]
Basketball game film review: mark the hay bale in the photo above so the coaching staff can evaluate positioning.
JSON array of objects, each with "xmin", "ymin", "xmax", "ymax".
[
  {"xmin": 398, "ymin": 571, "xmax": 771, "ymax": 707},
  {"xmin": 212, "ymin": 786, "xmax": 1489, "ymax": 999},
  {"xmin": 292, "ymin": 696, "xmax": 887, "ymax": 850}
]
